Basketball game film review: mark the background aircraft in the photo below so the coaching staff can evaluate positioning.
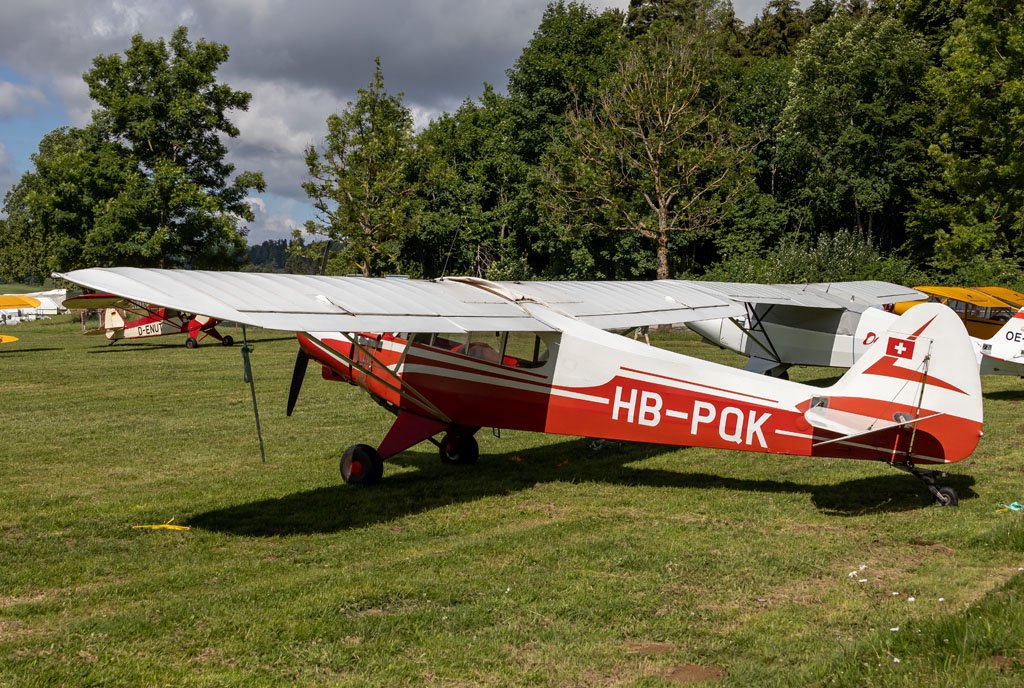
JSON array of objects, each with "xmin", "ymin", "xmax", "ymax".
[
  {"xmin": 0, "ymin": 294, "xmax": 42, "ymax": 327},
  {"xmin": 63, "ymin": 292, "xmax": 234, "ymax": 348},
  {"xmin": 688, "ymin": 283, "xmax": 1024, "ymax": 379},
  {"xmin": 57, "ymin": 268, "xmax": 983, "ymax": 506},
  {"xmin": 892, "ymin": 286, "xmax": 1018, "ymax": 339}
]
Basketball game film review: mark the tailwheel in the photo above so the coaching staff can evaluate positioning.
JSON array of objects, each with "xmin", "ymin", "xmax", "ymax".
[
  {"xmin": 439, "ymin": 432, "xmax": 479, "ymax": 465},
  {"xmin": 891, "ymin": 461, "xmax": 958, "ymax": 507},
  {"xmin": 222, "ymin": 335, "xmax": 234, "ymax": 347},
  {"xmin": 340, "ymin": 444, "xmax": 384, "ymax": 485},
  {"xmin": 185, "ymin": 337, "xmax": 198, "ymax": 349}
]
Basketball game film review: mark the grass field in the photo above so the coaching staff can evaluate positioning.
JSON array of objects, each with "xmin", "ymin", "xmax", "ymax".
[{"xmin": 2, "ymin": 315, "xmax": 1023, "ymax": 686}]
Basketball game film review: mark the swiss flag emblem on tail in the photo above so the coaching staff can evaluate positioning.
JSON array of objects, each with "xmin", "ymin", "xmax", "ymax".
[{"xmin": 886, "ymin": 337, "xmax": 916, "ymax": 359}]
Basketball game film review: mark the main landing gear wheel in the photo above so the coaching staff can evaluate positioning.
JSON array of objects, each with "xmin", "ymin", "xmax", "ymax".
[
  {"xmin": 935, "ymin": 486, "xmax": 959, "ymax": 507},
  {"xmin": 340, "ymin": 444, "xmax": 384, "ymax": 485},
  {"xmin": 185, "ymin": 338, "xmax": 198, "ymax": 349},
  {"xmin": 222, "ymin": 335, "xmax": 234, "ymax": 346},
  {"xmin": 439, "ymin": 433, "xmax": 479, "ymax": 465}
]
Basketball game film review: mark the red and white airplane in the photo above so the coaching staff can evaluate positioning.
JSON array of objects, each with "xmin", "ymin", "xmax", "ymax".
[
  {"xmin": 62, "ymin": 292, "xmax": 234, "ymax": 348},
  {"xmin": 56, "ymin": 268, "xmax": 985, "ymax": 505}
]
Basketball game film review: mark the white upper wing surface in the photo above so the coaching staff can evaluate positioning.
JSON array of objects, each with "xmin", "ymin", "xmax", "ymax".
[
  {"xmin": 693, "ymin": 280, "xmax": 926, "ymax": 310},
  {"xmin": 56, "ymin": 269, "xmax": 743, "ymax": 334}
]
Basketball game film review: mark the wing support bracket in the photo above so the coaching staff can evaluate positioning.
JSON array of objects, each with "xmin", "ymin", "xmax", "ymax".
[
  {"xmin": 732, "ymin": 303, "xmax": 783, "ymax": 363},
  {"xmin": 308, "ymin": 332, "xmax": 453, "ymax": 424}
]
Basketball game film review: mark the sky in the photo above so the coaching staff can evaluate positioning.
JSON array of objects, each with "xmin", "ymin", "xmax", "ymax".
[{"xmin": 0, "ymin": 0, "xmax": 777, "ymax": 245}]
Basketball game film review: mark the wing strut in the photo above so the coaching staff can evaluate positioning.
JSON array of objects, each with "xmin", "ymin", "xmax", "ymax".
[
  {"xmin": 240, "ymin": 325, "xmax": 267, "ymax": 463},
  {"xmin": 305, "ymin": 333, "xmax": 453, "ymax": 424},
  {"xmin": 733, "ymin": 303, "xmax": 783, "ymax": 363}
]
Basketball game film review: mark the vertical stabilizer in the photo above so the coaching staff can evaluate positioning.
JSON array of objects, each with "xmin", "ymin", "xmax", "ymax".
[
  {"xmin": 809, "ymin": 303, "xmax": 983, "ymax": 464},
  {"xmin": 981, "ymin": 307, "xmax": 1024, "ymax": 364}
]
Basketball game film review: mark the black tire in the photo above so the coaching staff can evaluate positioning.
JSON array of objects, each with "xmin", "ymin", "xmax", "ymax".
[
  {"xmin": 185, "ymin": 338, "xmax": 198, "ymax": 349},
  {"xmin": 340, "ymin": 444, "xmax": 384, "ymax": 485},
  {"xmin": 935, "ymin": 486, "xmax": 959, "ymax": 507},
  {"xmin": 222, "ymin": 335, "xmax": 234, "ymax": 347},
  {"xmin": 439, "ymin": 433, "xmax": 479, "ymax": 465}
]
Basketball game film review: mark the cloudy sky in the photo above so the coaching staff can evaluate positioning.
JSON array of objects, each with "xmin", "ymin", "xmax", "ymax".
[{"xmin": 0, "ymin": 0, "xmax": 775, "ymax": 245}]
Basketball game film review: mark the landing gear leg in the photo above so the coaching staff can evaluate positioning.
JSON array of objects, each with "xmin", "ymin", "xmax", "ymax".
[
  {"xmin": 340, "ymin": 444, "xmax": 384, "ymax": 485},
  {"xmin": 891, "ymin": 461, "xmax": 958, "ymax": 506}
]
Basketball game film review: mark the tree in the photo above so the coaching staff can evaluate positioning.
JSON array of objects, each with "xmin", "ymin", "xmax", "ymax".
[
  {"xmin": 406, "ymin": 87, "xmax": 534, "ymax": 279},
  {"xmin": 544, "ymin": 23, "xmax": 746, "ymax": 279},
  {"xmin": 745, "ymin": 0, "xmax": 809, "ymax": 57},
  {"xmin": 302, "ymin": 58, "xmax": 417, "ymax": 277},
  {"xmin": 921, "ymin": 0, "xmax": 1024, "ymax": 271},
  {"xmin": 0, "ymin": 127, "xmax": 130, "ymax": 280},
  {"xmin": 0, "ymin": 27, "xmax": 264, "ymax": 277},
  {"xmin": 506, "ymin": 2, "xmax": 626, "ymax": 165},
  {"xmin": 775, "ymin": 13, "xmax": 932, "ymax": 246}
]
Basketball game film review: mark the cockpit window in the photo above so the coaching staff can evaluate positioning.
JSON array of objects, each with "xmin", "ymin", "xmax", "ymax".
[
  {"xmin": 408, "ymin": 331, "xmax": 550, "ymax": 369},
  {"xmin": 499, "ymin": 332, "xmax": 549, "ymax": 369}
]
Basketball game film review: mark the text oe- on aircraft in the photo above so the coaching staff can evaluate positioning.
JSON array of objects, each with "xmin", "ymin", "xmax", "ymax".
[{"xmin": 57, "ymin": 268, "xmax": 985, "ymax": 506}]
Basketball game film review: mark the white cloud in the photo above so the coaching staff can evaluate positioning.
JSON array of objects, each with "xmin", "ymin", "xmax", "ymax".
[
  {"xmin": 0, "ymin": 0, "xmax": 784, "ymax": 244},
  {"xmin": 0, "ymin": 81, "xmax": 47, "ymax": 119}
]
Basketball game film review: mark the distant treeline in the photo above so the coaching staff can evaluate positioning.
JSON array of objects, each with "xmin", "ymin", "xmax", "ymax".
[
  {"xmin": 4, "ymin": 1, "xmax": 1022, "ymax": 289},
  {"xmin": 291, "ymin": 0, "xmax": 1024, "ymax": 287}
]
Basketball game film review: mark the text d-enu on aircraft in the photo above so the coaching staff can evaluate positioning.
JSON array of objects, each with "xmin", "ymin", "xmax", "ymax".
[
  {"xmin": 57, "ymin": 269, "xmax": 985, "ymax": 506},
  {"xmin": 63, "ymin": 292, "xmax": 235, "ymax": 349},
  {"xmin": 686, "ymin": 281, "xmax": 1024, "ymax": 380}
]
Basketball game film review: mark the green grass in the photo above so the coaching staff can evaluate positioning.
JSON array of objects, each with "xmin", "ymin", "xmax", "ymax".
[{"xmin": 2, "ymin": 317, "xmax": 1023, "ymax": 686}]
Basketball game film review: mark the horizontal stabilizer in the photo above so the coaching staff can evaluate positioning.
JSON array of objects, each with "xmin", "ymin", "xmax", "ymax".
[{"xmin": 806, "ymin": 406, "xmax": 942, "ymax": 447}]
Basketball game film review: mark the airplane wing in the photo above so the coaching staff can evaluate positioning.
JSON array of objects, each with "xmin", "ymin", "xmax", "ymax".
[
  {"xmin": 0, "ymin": 295, "xmax": 42, "ymax": 309},
  {"xmin": 692, "ymin": 280, "xmax": 927, "ymax": 310},
  {"xmin": 487, "ymin": 278, "xmax": 741, "ymax": 328},
  {"xmin": 63, "ymin": 293, "xmax": 138, "ymax": 310},
  {"xmin": 54, "ymin": 269, "xmax": 743, "ymax": 334}
]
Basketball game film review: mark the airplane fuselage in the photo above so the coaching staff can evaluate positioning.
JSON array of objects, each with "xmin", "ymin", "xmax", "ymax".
[{"xmin": 298, "ymin": 305, "xmax": 981, "ymax": 466}]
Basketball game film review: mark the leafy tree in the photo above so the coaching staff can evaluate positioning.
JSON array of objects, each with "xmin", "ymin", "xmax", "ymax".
[
  {"xmin": 872, "ymin": 0, "xmax": 963, "ymax": 55},
  {"xmin": 705, "ymin": 228, "xmax": 930, "ymax": 283},
  {"xmin": 302, "ymin": 58, "xmax": 417, "ymax": 277},
  {"xmin": 625, "ymin": 0, "xmax": 727, "ymax": 38},
  {"xmin": 776, "ymin": 13, "xmax": 932, "ymax": 246},
  {"xmin": 405, "ymin": 87, "xmax": 533, "ymax": 279},
  {"xmin": 709, "ymin": 55, "xmax": 793, "ymax": 269},
  {"xmin": 402, "ymin": 1, "xmax": 625, "ymax": 280},
  {"xmin": 506, "ymin": 2, "xmax": 626, "ymax": 166},
  {"xmin": 745, "ymin": 0, "xmax": 809, "ymax": 57},
  {"xmin": 0, "ymin": 27, "xmax": 264, "ymax": 277},
  {"xmin": 0, "ymin": 127, "xmax": 130, "ymax": 280},
  {"xmin": 544, "ymin": 22, "xmax": 746, "ymax": 279},
  {"xmin": 82, "ymin": 27, "xmax": 264, "ymax": 267},
  {"xmin": 921, "ymin": 0, "xmax": 1024, "ymax": 271}
]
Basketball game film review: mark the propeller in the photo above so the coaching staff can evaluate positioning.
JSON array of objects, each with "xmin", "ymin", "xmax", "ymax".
[{"xmin": 287, "ymin": 348, "xmax": 310, "ymax": 417}]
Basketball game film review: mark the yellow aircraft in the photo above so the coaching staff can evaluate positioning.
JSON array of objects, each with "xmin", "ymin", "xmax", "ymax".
[
  {"xmin": 976, "ymin": 286, "xmax": 1024, "ymax": 309},
  {"xmin": 893, "ymin": 286, "xmax": 1016, "ymax": 339},
  {"xmin": 1, "ymin": 295, "xmax": 41, "ymax": 343},
  {"xmin": 0, "ymin": 295, "xmax": 41, "ymax": 309}
]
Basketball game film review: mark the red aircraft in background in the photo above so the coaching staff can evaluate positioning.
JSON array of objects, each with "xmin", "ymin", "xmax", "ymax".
[{"xmin": 63, "ymin": 292, "xmax": 234, "ymax": 348}]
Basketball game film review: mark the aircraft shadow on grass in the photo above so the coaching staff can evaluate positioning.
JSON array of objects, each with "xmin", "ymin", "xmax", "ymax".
[
  {"xmin": 0, "ymin": 347, "xmax": 62, "ymax": 354},
  {"xmin": 983, "ymin": 389, "xmax": 1024, "ymax": 401},
  {"xmin": 188, "ymin": 438, "xmax": 975, "ymax": 537}
]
